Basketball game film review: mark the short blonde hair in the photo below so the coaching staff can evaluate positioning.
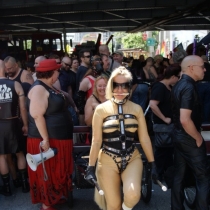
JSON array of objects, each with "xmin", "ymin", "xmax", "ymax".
[
  {"xmin": 106, "ymin": 66, "xmax": 132, "ymax": 100},
  {"xmin": 92, "ymin": 75, "xmax": 108, "ymax": 98}
]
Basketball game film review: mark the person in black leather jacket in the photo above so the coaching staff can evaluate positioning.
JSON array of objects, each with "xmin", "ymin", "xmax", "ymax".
[{"xmin": 171, "ymin": 55, "xmax": 210, "ymax": 210}]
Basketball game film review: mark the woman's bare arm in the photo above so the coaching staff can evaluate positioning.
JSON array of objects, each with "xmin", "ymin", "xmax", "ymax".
[
  {"xmin": 29, "ymin": 86, "xmax": 50, "ymax": 151},
  {"xmin": 88, "ymin": 106, "xmax": 103, "ymax": 166},
  {"xmin": 14, "ymin": 81, "xmax": 28, "ymax": 135},
  {"xmin": 149, "ymin": 100, "xmax": 171, "ymax": 124},
  {"xmin": 84, "ymin": 96, "xmax": 94, "ymax": 126}
]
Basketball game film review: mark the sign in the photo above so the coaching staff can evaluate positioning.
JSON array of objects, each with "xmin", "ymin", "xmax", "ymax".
[{"xmin": 146, "ymin": 38, "xmax": 156, "ymax": 46}]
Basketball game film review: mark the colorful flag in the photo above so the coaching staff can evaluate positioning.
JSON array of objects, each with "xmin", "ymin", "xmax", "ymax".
[
  {"xmin": 155, "ymin": 44, "xmax": 160, "ymax": 55},
  {"xmin": 160, "ymin": 41, "xmax": 165, "ymax": 57}
]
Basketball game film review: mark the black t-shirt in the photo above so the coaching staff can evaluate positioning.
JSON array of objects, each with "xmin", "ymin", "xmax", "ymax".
[
  {"xmin": 150, "ymin": 82, "xmax": 172, "ymax": 124},
  {"xmin": 69, "ymin": 70, "xmax": 77, "ymax": 101}
]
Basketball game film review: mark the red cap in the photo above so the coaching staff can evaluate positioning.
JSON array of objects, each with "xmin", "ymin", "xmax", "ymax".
[{"xmin": 36, "ymin": 59, "xmax": 62, "ymax": 72}]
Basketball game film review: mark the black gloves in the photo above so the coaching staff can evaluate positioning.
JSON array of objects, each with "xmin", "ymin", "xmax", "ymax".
[
  {"xmin": 148, "ymin": 161, "xmax": 158, "ymax": 184},
  {"xmin": 84, "ymin": 166, "xmax": 97, "ymax": 185}
]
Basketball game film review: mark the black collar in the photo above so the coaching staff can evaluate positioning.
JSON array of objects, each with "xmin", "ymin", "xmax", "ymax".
[{"xmin": 181, "ymin": 74, "xmax": 196, "ymax": 84}]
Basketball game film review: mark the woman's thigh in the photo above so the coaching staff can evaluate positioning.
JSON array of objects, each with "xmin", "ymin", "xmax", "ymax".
[
  {"xmin": 97, "ymin": 151, "xmax": 122, "ymax": 209},
  {"xmin": 121, "ymin": 150, "xmax": 143, "ymax": 208}
]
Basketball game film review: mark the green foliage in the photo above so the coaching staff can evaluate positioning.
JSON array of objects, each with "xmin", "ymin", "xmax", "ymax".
[
  {"xmin": 122, "ymin": 33, "xmax": 147, "ymax": 49},
  {"xmin": 114, "ymin": 32, "xmax": 159, "ymax": 51},
  {"xmin": 23, "ymin": 40, "xmax": 32, "ymax": 50}
]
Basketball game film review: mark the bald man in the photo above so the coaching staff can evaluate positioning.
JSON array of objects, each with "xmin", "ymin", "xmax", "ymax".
[
  {"xmin": 0, "ymin": 60, "xmax": 29, "ymax": 195},
  {"xmin": 171, "ymin": 55, "xmax": 210, "ymax": 210},
  {"xmin": 58, "ymin": 56, "xmax": 75, "ymax": 97},
  {"xmin": 33, "ymin": 56, "xmax": 47, "ymax": 81},
  {"xmin": 4, "ymin": 56, "xmax": 34, "ymax": 85},
  {"xmin": 99, "ymin": 44, "xmax": 120, "ymax": 71}
]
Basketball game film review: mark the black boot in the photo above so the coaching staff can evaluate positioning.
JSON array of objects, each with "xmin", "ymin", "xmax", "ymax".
[
  {"xmin": 0, "ymin": 173, "xmax": 12, "ymax": 196},
  {"xmin": 13, "ymin": 177, "xmax": 22, "ymax": 188},
  {"xmin": 19, "ymin": 169, "xmax": 30, "ymax": 193}
]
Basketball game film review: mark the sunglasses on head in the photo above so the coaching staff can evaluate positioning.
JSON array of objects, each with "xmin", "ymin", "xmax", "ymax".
[{"xmin": 113, "ymin": 82, "xmax": 130, "ymax": 90}]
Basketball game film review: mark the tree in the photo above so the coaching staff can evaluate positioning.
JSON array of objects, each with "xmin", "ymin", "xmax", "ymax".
[
  {"xmin": 114, "ymin": 31, "xmax": 159, "ymax": 51},
  {"xmin": 114, "ymin": 32, "xmax": 147, "ymax": 50},
  {"xmin": 122, "ymin": 33, "xmax": 147, "ymax": 49}
]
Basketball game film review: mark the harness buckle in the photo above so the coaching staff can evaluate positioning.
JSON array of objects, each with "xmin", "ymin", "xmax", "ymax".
[{"xmin": 119, "ymin": 134, "xmax": 126, "ymax": 141}]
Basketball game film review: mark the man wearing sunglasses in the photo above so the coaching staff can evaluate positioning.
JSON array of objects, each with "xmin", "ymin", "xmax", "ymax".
[
  {"xmin": 58, "ymin": 56, "xmax": 73, "ymax": 96},
  {"xmin": 171, "ymin": 55, "xmax": 209, "ymax": 210},
  {"xmin": 76, "ymin": 49, "xmax": 91, "ymax": 92}
]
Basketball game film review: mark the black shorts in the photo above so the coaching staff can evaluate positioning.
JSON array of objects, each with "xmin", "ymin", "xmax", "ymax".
[{"xmin": 0, "ymin": 118, "xmax": 22, "ymax": 154}]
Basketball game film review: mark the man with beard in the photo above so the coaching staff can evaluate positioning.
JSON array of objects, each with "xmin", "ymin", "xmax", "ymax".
[
  {"xmin": 99, "ymin": 45, "xmax": 120, "ymax": 71},
  {"xmin": 100, "ymin": 54, "xmax": 111, "ymax": 78},
  {"xmin": 76, "ymin": 49, "xmax": 91, "ymax": 91},
  {"xmin": 4, "ymin": 56, "xmax": 34, "ymax": 86},
  {"xmin": 58, "ymin": 56, "xmax": 75, "ymax": 97}
]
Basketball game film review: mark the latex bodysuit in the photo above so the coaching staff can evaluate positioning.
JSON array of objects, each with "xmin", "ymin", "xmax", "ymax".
[{"xmin": 90, "ymin": 97, "xmax": 153, "ymax": 210}]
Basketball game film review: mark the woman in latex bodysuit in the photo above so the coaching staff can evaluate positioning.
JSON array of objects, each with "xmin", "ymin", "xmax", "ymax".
[{"xmin": 85, "ymin": 66, "xmax": 157, "ymax": 210}]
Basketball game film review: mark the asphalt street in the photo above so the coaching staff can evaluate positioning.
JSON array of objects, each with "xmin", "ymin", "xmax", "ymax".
[{"xmin": 0, "ymin": 181, "xmax": 191, "ymax": 210}]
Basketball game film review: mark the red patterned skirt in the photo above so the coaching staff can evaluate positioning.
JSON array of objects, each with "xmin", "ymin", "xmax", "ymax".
[{"xmin": 27, "ymin": 138, "xmax": 73, "ymax": 206}]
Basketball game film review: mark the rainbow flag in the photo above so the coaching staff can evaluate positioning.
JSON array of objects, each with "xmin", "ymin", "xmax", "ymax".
[{"xmin": 160, "ymin": 41, "xmax": 165, "ymax": 57}]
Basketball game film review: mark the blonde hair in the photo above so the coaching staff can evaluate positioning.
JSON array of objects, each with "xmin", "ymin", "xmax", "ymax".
[
  {"xmin": 106, "ymin": 66, "xmax": 132, "ymax": 100},
  {"xmin": 92, "ymin": 75, "xmax": 108, "ymax": 98}
]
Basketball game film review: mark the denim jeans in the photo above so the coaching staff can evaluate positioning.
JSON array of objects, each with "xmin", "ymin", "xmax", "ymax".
[{"xmin": 131, "ymin": 84, "xmax": 149, "ymax": 112}]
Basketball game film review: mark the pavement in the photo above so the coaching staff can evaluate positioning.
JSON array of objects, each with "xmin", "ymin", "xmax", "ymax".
[{"xmin": 0, "ymin": 180, "xmax": 191, "ymax": 210}]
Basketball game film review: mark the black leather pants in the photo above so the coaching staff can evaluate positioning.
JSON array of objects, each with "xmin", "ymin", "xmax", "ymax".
[
  {"xmin": 154, "ymin": 146, "xmax": 174, "ymax": 180},
  {"xmin": 171, "ymin": 135, "xmax": 210, "ymax": 210}
]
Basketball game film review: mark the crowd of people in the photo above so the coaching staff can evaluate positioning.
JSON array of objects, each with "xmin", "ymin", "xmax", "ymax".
[{"xmin": 0, "ymin": 46, "xmax": 210, "ymax": 210}]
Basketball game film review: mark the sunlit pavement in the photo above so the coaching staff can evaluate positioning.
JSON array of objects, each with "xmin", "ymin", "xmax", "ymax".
[{"xmin": 0, "ymin": 181, "xmax": 191, "ymax": 210}]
